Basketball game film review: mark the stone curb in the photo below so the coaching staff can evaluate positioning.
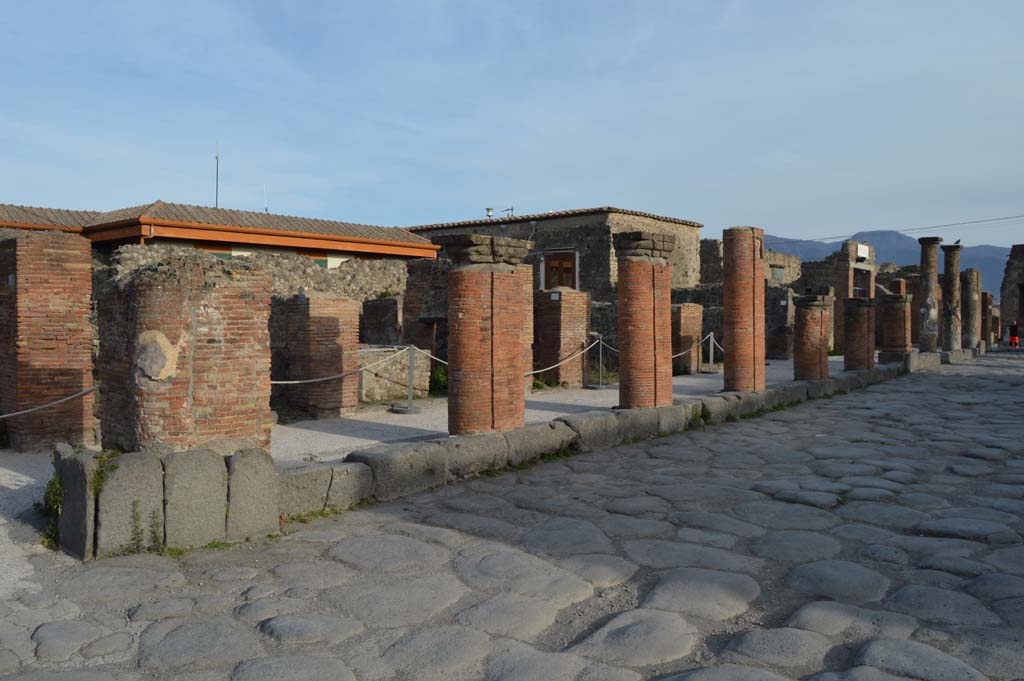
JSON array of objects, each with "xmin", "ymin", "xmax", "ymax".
[{"xmin": 61, "ymin": 352, "xmax": 982, "ymax": 560}]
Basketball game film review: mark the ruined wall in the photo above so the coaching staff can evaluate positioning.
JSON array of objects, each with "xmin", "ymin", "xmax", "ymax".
[
  {"xmin": 108, "ymin": 243, "xmax": 408, "ymax": 302},
  {"xmin": 607, "ymin": 214, "xmax": 699, "ymax": 291},
  {"xmin": 96, "ymin": 251, "xmax": 272, "ymax": 453},
  {"xmin": 766, "ymin": 249, "xmax": 802, "ymax": 285},
  {"xmin": 1000, "ymin": 244, "xmax": 1024, "ymax": 331},
  {"xmin": 0, "ymin": 230, "xmax": 96, "ymax": 450},
  {"xmin": 700, "ymin": 239, "xmax": 723, "ymax": 284}
]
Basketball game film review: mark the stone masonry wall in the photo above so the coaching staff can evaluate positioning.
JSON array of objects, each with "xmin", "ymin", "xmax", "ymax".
[
  {"xmin": 0, "ymin": 230, "xmax": 96, "ymax": 450},
  {"xmin": 1000, "ymin": 244, "xmax": 1024, "ymax": 333},
  {"xmin": 96, "ymin": 251, "xmax": 272, "ymax": 453}
]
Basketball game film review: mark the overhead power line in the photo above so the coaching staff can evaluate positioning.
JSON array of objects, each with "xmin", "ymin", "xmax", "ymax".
[{"xmin": 764, "ymin": 213, "xmax": 1024, "ymax": 246}]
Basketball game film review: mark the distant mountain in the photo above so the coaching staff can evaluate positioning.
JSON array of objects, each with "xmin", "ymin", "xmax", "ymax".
[{"xmin": 766, "ymin": 230, "xmax": 1009, "ymax": 298}]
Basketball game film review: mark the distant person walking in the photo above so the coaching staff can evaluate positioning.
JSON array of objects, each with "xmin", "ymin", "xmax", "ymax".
[{"xmin": 1011, "ymin": 321, "xmax": 1020, "ymax": 350}]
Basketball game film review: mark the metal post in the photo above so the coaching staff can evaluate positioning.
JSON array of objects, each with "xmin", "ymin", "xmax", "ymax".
[
  {"xmin": 598, "ymin": 335, "xmax": 604, "ymax": 386},
  {"xmin": 708, "ymin": 331, "xmax": 715, "ymax": 368},
  {"xmin": 388, "ymin": 346, "xmax": 422, "ymax": 414}
]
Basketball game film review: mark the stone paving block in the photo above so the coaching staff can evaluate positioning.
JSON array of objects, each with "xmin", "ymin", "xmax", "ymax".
[
  {"xmin": 277, "ymin": 464, "xmax": 333, "ymax": 517},
  {"xmin": 442, "ymin": 433, "xmax": 509, "ymax": 479},
  {"xmin": 325, "ymin": 462, "xmax": 373, "ymax": 509},
  {"xmin": 346, "ymin": 441, "xmax": 447, "ymax": 501},
  {"xmin": 907, "ymin": 351, "xmax": 941, "ymax": 373},
  {"xmin": 162, "ymin": 449, "xmax": 227, "ymax": 548},
  {"xmin": 58, "ymin": 452, "xmax": 97, "ymax": 560},
  {"xmin": 95, "ymin": 452, "xmax": 164, "ymax": 556},
  {"xmin": 615, "ymin": 408, "xmax": 661, "ymax": 442},
  {"xmin": 504, "ymin": 421, "xmax": 578, "ymax": 466},
  {"xmin": 555, "ymin": 411, "xmax": 623, "ymax": 451},
  {"xmin": 225, "ymin": 449, "xmax": 278, "ymax": 540},
  {"xmin": 700, "ymin": 395, "xmax": 738, "ymax": 424},
  {"xmin": 805, "ymin": 378, "xmax": 837, "ymax": 398}
]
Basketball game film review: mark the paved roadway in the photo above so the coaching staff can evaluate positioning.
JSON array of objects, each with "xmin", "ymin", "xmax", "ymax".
[{"xmin": 1, "ymin": 354, "xmax": 1023, "ymax": 680}]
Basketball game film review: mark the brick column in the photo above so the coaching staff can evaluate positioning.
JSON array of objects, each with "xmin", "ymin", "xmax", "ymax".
[
  {"xmin": 941, "ymin": 244, "xmax": 962, "ymax": 351},
  {"xmin": 534, "ymin": 287, "xmax": 590, "ymax": 388},
  {"xmin": 917, "ymin": 237, "xmax": 942, "ymax": 352},
  {"xmin": 97, "ymin": 256, "xmax": 272, "ymax": 453},
  {"xmin": 441, "ymin": 235, "xmax": 532, "ymax": 435},
  {"xmin": 878, "ymin": 279, "xmax": 913, "ymax": 363},
  {"xmin": 723, "ymin": 227, "xmax": 766, "ymax": 392},
  {"xmin": 0, "ymin": 231, "xmax": 96, "ymax": 450},
  {"xmin": 282, "ymin": 294, "xmax": 360, "ymax": 417},
  {"xmin": 518, "ymin": 264, "xmax": 535, "ymax": 392},
  {"xmin": 844, "ymin": 298, "xmax": 876, "ymax": 370},
  {"xmin": 960, "ymin": 269, "xmax": 981, "ymax": 350},
  {"xmin": 981, "ymin": 292, "xmax": 994, "ymax": 347},
  {"xmin": 793, "ymin": 292, "xmax": 832, "ymax": 380},
  {"xmin": 616, "ymin": 231, "xmax": 675, "ymax": 408},
  {"xmin": 671, "ymin": 303, "xmax": 703, "ymax": 375}
]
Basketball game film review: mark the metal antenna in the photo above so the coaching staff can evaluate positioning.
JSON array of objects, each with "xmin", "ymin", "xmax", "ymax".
[
  {"xmin": 264, "ymin": 184, "xmax": 269, "ymax": 214},
  {"xmin": 214, "ymin": 143, "xmax": 220, "ymax": 208},
  {"xmin": 502, "ymin": 206, "xmax": 514, "ymax": 218}
]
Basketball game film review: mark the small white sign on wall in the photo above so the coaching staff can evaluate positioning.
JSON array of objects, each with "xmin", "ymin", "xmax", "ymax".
[{"xmin": 856, "ymin": 244, "xmax": 870, "ymax": 260}]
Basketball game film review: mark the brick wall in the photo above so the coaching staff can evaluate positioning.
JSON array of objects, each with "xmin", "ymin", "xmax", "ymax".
[
  {"xmin": 794, "ymin": 295, "xmax": 832, "ymax": 380},
  {"xmin": 274, "ymin": 294, "xmax": 360, "ymax": 418},
  {"xmin": 97, "ymin": 254, "xmax": 272, "ymax": 453},
  {"xmin": 0, "ymin": 231, "xmax": 96, "ymax": 450},
  {"xmin": 723, "ymin": 227, "xmax": 766, "ymax": 392},
  {"xmin": 844, "ymin": 298, "xmax": 876, "ymax": 371},
  {"xmin": 671, "ymin": 304, "xmax": 702, "ymax": 375},
  {"xmin": 1000, "ymin": 244, "xmax": 1024, "ymax": 334},
  {"xmin": 616, "ymin": 232, "xmax": 674, "ymax": 409},
  {"xmin": 442, "ymin": 235, "xmax": 531, "ymax": 435},
  {"xmin": 535, "ymin": 287, "xmax": 590, "ymax": 388},
  {"xmin": 878, "ymin": 278, "xmax": 912, "ymax": 359}
]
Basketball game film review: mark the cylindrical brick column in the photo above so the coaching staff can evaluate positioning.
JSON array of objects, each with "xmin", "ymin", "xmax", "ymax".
[
  {"xmin": 960, "ymin": 269, "xmax": 981, "ymax": 350},
  {"xmin": 723, "ymin": 227, "xmax": 766, "ymax": 392},
  {"xmin": 441, "ymin": 235, "xmax": 532, "ymax": 435},
  {"xmin": 794, "ymin": 293, "xmax": 832, "ymax": 380},
  {"xmin": 878, "ymin": 278, "xmax": 912, "ymax": 362},
  {"xmin": 844, "ymin": 298, "xmax": 876, "ymax": 371},
  {"xmin": 941, "ymin": 244, "xmax": 962, "ymax": 351},
  {"xmin": 917, "ymin": 237, "xmax": 942, "ymax": 352},
  {"xmin": 671, "ymin": 303, "xmax": 703, "ymax": 375},
  {"xmin": 615, "ymin": 231, "xmax": 675, "ymax": 408}
]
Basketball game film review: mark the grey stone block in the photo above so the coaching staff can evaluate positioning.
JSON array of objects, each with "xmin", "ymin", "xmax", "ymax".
[
  {"xmin": 346, "ymin": 442, "xmax": 447, "ymax": 501},
  {"xmin": 555, "ymin": 411, "xmax": 622, "ymax": 452},
  {"xmin": 774, "ymin": 383, "xmax": 809, "ymax": 406},
  {"xmin": 52, "ymin": 442, "xmax": 75, "ymax": 469},
  {"xmin": 907, "ymin": 351, "xmax": 941, "ymax": 373},
  {"xmin": 442, "ymin": 433, "xmax": 510, "ymax": 480},
  {"xmin": 725, "ymin": 391, "xmax": 765, "ymax": 417},
  {"xmin": 325, "ymin": 462, "xmax": 373, "ymax": 509},
  {"xmin": 656, "ymin": 404, "xmax": 692, "ymax": 435},
  {"xmin": 940, "ymin": 349, "xmax": 971, "ymax": 364},
  {"xmin": 878, "ymin": 351, "xmax": 909, "ymax": 366},
  {"xmin": 701, "ymin": 396, "xmax": 738, "ymax": 424},
  {"xmin": 58, "ymin": 453, "xmax": 97, "ymax": 561},
  {"xmin": 226, "ymin": 449, "xmax": 278, "ymax": 541},
  {"xmin": 163, "ymin": 449, "xmax": 227, "ymax": 549},
  {"xmin": 832, "ymin": 374, "xmax": 858, "ymax": 393},
  {"xmin": 616, "ymin": 408, "xmax": 661, "ymax": 442},
  {"xmin": 277, "ymin": 464, "xmax": 333, "ymax": 517},
  {"xmin": 96, "ymin": 452, "xmax": 164, "ymax": 556},
  {"xmin": 503, "ymin": 421, "xmax": 578, "ymax": 467}
]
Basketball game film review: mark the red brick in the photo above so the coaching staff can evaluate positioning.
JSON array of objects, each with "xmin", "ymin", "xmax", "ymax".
[
  {"xmin": 534, "ymin": 287, "xmax": 590, "ymax": 388},
  {"xmin": 843, "ymin": 298, "xmax": 876, "ymax": 370},
  {"xmin": 794, "ymin": 295, "xmax": 832, "ymax": 380},
  {"xmin": 723, "ymin": 227, "xmax": 766, "ymax": 392}
]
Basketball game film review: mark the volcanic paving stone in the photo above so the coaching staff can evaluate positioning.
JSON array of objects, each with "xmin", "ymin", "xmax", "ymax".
[{"xmin": 787, "ymin": 560, "xmax": 891, "ymax": 604}]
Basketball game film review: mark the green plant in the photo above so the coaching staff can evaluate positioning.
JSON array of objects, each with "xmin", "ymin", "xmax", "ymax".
[
  {"xmin": 429, "ymin": 365, "xmax": 448, "ymax": 396},
  {"xmin": 129, "ymin": 500, "xmax": 144, "ymax": 554},
  {"xmin": 37, "ymin": 470, "xmax": 64, "ymax": 550},
  {"xmin": 91, "ymin": 450, "xmax": 123, "ymax": 496},
  {"xmin": 532, "ymin": 378, "xmax": 548, "ymax": 390},
  {"xmin": 148, "ymin": 510, "xmax": 163, "ymax": 552},
  {"xmin": 376, "ymin": 289, "xmax": 397, "ymax": 299}
]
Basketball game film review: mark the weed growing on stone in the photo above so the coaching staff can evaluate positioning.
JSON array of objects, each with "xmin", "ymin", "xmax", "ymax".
[
  {"xmin": 429, "ymin": 366, "xmax": 448, "ymax": 396},
  {"xmin": 148, "ymin": 510, "xmax": 163, "ymax": 552},
  {"xmin": 91, "ymin": 450, "xmax": 123, "ymax": 496},
  {"xmin": 36, "ymin": 470, "xmax": 64, "ymax": 550},
  {"xmin": 129, "ymin": 500, "xmax": 145, "ymax": 554},
  {"xmin": 202, "ymin": 540, "xmax": 232, "ymax": 551}
]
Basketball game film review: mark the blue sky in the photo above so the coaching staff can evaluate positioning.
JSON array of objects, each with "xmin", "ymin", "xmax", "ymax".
[{"xmin": 2, "ymin": 1, "xmax": 1022, "ymax": 245}]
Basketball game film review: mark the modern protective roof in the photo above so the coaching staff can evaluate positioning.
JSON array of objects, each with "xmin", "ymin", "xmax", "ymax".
[{"xmin": 408, "ymin": 206, "xmax": 702, "ymax": 232}]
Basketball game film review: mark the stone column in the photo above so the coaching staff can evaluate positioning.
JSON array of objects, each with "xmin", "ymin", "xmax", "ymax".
[
  {"xmin": 616, "ymin": 231, "xmax": 675, "ymax": 409},
  {"xmin": 917, "ymin": 237, "xmax": 942, "ymax": 352},
  {"xmin": 441, "ymin": 235, "xmax": 532, "ymax": 435},
  {"xmin": 723, "ymin": 227, "xmax": 766, "ymax": 392},
  {"xmin": 981, "ymin": 292, "xmax": 994, "ymax": 347},
  {"xmin": 534, "ymin": 287, "xmax": 590, "ymax": 388},
  {"xmin": 793, "ymin": 292, "xmax": 832, "ymax": 380},
  {"xmin": 941, "ymin": 244, "xmax": 962, "ymax": 351},
  {"xmin": 905, "ymin": 274, "xmax": 922, "ymax": 345},
  {"xmin": 878, "ymin": 278, "xmax": 913, "ymax": 363},
  {"xmin": 844, "ymin": 298, "xmax": 876, "ymax": 371},
  {"xmin": 960, "ymin": 269, "xmax": 981, "ymax": 350},
  {"xmin": 671, "ymin": 303, "xmax": 703, "ymax": 375}
]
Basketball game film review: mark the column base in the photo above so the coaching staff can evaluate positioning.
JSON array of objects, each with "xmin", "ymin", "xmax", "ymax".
[
  {"xmin": 940, "ymin": 349, "xmax": 972, "ymax": 364},
  {"xmin": 906, "ymin": 351, "xmax": 941, "ymax": 373}
]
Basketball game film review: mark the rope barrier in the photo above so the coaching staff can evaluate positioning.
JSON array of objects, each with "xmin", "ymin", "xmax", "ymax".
[
  {"xmin": 0, "ymin": 386, "xmax": 99, "ymax": 421},
  {"xmin": 413, "ymin": 347, "xmax": 449, "ymax": 366},
  {"xmin": 601, "ymin": 340, "xmax": 620, "ymax": 354},
  {"xmin": 525, "ymin": 339, "xmax": 601, "ymax": 377},
  {"xmin": 270, "ymin": 348, "xmax": 408, "ymax": 385},
  {"xmin": 670, "ymin": 333, "xmax": 714, "ymax": 359}
]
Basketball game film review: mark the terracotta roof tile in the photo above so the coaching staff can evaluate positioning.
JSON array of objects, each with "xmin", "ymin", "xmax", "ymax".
[
  {"xmin": 0, "ymin": 204, "xmax": 99, "ymax": 228},
  {"xmin": 407, "ymin": 206, "xmax": 702, "ymax": 232}
]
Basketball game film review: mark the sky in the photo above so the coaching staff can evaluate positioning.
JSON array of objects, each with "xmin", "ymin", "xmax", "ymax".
[{"xmin": 2, "ymin": 1, "xmax": 1023, "ymax": 246}]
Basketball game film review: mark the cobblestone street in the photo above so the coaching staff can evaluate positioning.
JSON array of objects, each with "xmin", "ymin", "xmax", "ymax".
[{"xmin": 2, "ymin": 354, "xmax": 1023, "ymax": 681}]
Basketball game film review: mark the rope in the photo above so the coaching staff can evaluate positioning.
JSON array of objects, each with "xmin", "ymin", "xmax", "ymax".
[
  {"xmin": 670, "ymin": 332, "xmax": 714, "ymax": 359},
  {"xmin": 525, "ymin": 339, "xmax": 600, "ymax": 376},
  {"xmin": 270, "ymin": 348, "xmax": 408, "ymax": 385},
  {"xmin": 0, "ymin": 386, "xmax": 99, "ymax": 420},
  {"xmin": 413, "ymin": 347, "xmax": 449, "ymax": 366},
  {"xmin": 601, "ymin": 340, "xmax": 620, "ymax": 353}
]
